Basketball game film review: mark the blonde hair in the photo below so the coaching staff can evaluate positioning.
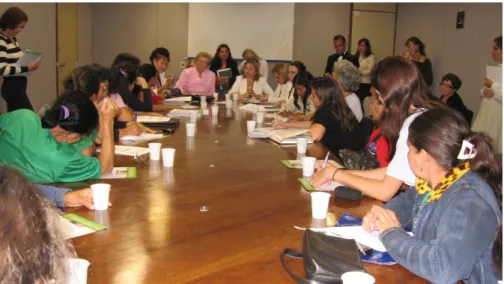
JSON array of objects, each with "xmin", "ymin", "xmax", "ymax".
[
  {"xmin": 243, "ymin": 59, "xmax": 261, "ymax": 81},
  {"xmin": 186, "ymin": 58, "xmax": 196, "ymax": 69},
  {"xmin": 242, "ymin": 48, "xmax": 261, "ymax": 60},
  {"xmin": 272, "ymin": 63, "xmax": 288, "ymax": 82},
  {"xmin": 196, "ymin": 52, "xmax": 212, "ymax": 64}
]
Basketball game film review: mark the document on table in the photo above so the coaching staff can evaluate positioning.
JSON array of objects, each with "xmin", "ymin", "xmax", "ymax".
[
  {"xmin": 164, "ymin": 96, "xmax": 192, "ymax": 102},
  {"xmin": 58, "ymin": 213, "xmax": 107, "ymax": 240},
  {"xmin": 298, "ymin": 178, "xmax": 343, "ymax": 191},
  {"xmin": 136, "ymin": 116, "xmax": 171, "ymax": 123},
  {"xmin": 96, "ymin": 145, "xmax": 150, "ymax": 157},
  {"xmin": 16, "ymin": 50, "xmax": 43, "ymax": 67},
  {"xmin": 281, "ymin": 159, "xmax": 343, "ymax": 169},
  {"xmin": 120, "ymin": 133, "xmax": 165, "ymax": 142},
  {"xmin": 101, "ymin": 167, "xmax": 137, "ymax": 179}
]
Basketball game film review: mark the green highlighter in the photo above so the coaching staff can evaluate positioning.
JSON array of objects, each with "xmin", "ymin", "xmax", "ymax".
[{"xmin": 63, "ymin": 213, "xmax": 107, "ymax": 231}]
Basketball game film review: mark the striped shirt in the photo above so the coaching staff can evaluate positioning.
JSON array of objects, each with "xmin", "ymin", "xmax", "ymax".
[{"xmin": 0, "ymin": 34, "xmax": 29, "ymax": 77}]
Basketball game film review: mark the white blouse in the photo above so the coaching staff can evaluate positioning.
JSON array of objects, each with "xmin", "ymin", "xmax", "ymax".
[
  {"xmin": 358, "ymin": 54, "xmax": 375, "ymax": 84},
  {"xmin": 269, "ymin": 81, "xmax": 292, "ymax": 104},
  {"xmin": 345, "ymin": 93, "xmax": 363, "ymax": 122},
  {"xmin": 238, "ymin": 59, "xmax": 269, "ymax": 80},
  {"xmin": 281, "ymin": 88, "xmax": 315, "ymax": 114},
  {"xmin": 228, "ymin": 75, "xmax": 274, "ymax": 96}
]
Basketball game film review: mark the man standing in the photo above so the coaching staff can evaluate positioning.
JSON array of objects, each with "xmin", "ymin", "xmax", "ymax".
[{"xmin": 324, "ymin": 35, "xmax": 359, "ymax": 76}]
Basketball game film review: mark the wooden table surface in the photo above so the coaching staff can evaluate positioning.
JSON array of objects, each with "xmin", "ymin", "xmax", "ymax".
[{"xmin": 62, "ymin": 104, "xmax": 427, "ymax": 284}]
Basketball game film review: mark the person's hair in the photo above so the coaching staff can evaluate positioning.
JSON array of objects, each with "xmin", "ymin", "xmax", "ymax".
[
  {"xmin": 493, "ymin": 225, "xmax": 502, "ymax": 279},
  {"xmin": 112, "ymin": 53, "xmax": 140, "ymax": 68},
  {"xmin": 333, "ymin": 60, "xmax": 360, "ymax": 93},
  {"xmin": 243, "ymin": 59, "xmax": 261, "ymax": 81},
  {"xmin": 441, "ymin": 73, "xmax": 462, "ymax": 91},
  {"xmin": 109, "ymin": 62, "xmax": 138, "ymax": 98},
  {"xmin": 409, "ymin": 107, "xmax": 502, "ymax": 198},
  {"xmin": 333, "ymin": 34, "xmax": 346, "ymax": 43},
  {"xmin": 0, "ymin": 7, "xmax": 28, "ymax": 30},
  {"xmin": 405, "ymin": 36, "xmax": 426, "ymax": 56},
  {"xmin": 41, "ymin": 91, "xmax": 98, "ymax": 135},
  {"xmin": 495, "ymin": 36, "xmax": 502, "ymax": 50},
  {"xmin": 63, "ymin": 66, "xmax": 101, "ymax": 98},
  {"xmin": 312, "ymin": 77, "xmax": 359, "ymax": 131},
  {"xmin": 149, "ymin": 47, "xmax": 170, "ymax": 64},
  {"xmin": 372, "ymin": 56, "xmax": 440, "ymax": 156},
  {"xmin": 292, "ymin": 70, "xmax": 313, "ymax": 113},
  {"xmin": 0, "ymin": 166, "xmax": 76, "ymax": 283},
  {"xmin": 289, "ymin": 61, "xmax": 307, "ymax": 74},
  {"xmin": 355, "ymin": 38, "xmax": 372, "ymax": 57},
  {"xmin": 186, "ymin": 58, "xmax": 196, "ymax": 69},
  {"xmin": 242, "ymin": 48, "xmax": 261, "ymax": 60},
  {"xmin": 138, "ymin": 63, "xmax": 157, "ymax": 83},
  {"xmin": 210, "ymin": 44, "xmax": 234, "ymax": 68},
  {"xmin": 272, "ymin": 63, "xmax": 289, "ymax": 82}
]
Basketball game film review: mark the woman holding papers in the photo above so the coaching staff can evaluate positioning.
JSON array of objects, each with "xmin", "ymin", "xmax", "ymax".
[
  {"xmin": 210, "ymin": 44, "xmax": 239, "ymax": 97},
  {"xmin": 0, "ymin": 92, "xmax": 116, "ymax": 183},
  {"xmin": 0, "ymin": 7, "xmax": 41, "ymax": 112},
  {"xmin": 229, "ymin": 59, "xmax": 274, "ymax": 100},
  {"xmin": 269, "ymin": 63, "xmax": 292, "ymax": 105},
  {"xmin": 471, "ymin": 36, "xmax": 502, "ymax": 153},
  {"xmin": 362, "ymin": 108, "xmax": 501, "ymax": 283},
  {"xmin": 274, "ymin": 77, "xmax": 369, "ymax": 155},
  {"xmin": 310, "ymin": 56, "xmax": 440, "ymax": 202}
]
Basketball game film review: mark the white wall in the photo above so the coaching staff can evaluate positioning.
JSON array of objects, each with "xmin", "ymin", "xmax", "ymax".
[
  {"xmin": 395, "ymin": 3, "xmax": 502, "ymax": 115},
  {"xmin": 77, "ymin": 3, "xmax": 93, "ymax": 66}
]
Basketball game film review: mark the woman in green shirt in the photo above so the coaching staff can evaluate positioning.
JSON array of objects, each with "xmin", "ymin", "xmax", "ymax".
[{"xmin": 0, "ymin": 91, "xmax": 117, "ymax": 183}]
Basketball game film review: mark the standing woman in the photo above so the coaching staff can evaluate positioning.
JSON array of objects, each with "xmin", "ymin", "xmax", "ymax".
[
  {"xmin": 238, "ymin": 49, "xmax": 269, "ymax": 80},
  {"xmin": 0, "ymin": 7, "xmax": 40, "ymax": 112},
  {"xmin": 209, "ymin": 44, "xmax": 239, "ymax": 98},
  {"xmin": 355, "ymin": 38, "xmax": 375, "ymax": 103},
  {"xmin": 402, "ymin": 37, "xmax": 433, "ymax": 87}
]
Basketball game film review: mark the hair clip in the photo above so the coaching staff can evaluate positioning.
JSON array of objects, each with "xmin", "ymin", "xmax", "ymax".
[
  {"xmin": 119, "ymin": 69, "xmax": 127, "ymax": 77},
  {"xmin": 457, "ymin": 140, "xmax": 477, "ymax": 160},
  {"xmin": 60, "ymin": 106, "xmax": 70, "ymax": 119}
]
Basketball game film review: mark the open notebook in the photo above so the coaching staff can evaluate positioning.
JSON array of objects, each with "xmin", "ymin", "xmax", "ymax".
[{"xmin": 248, "ymin": 128, "xmax": 313, "ymax": 145}]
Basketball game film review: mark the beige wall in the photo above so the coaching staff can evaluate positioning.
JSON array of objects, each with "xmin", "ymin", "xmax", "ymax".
[
  {"xmin": 0, "ymin": 3, "xmax": 57, "ymax": 113},
  {"xmin": 77, "ymin": 3, "xmax": 93, "ymax": 66},
  {"xmin": 395, "ymin": 3, "xmax": 502, "ymax": 116}
]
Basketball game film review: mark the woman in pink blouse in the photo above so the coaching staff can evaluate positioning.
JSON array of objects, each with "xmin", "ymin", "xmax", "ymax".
[{"xmin": 175, "ymin": 52, "xmax": 215, "ymax": 96}]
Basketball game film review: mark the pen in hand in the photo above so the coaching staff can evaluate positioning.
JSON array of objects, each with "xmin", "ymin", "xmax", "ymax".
[{"xmin": 322, "ymin": 151, "xmax": 330, "ymax": 168}]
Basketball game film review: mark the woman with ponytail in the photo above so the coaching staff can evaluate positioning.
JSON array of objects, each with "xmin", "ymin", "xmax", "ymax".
[
  {"xmin": 362, "ymin": 107, "xmax": 501, "ymax": 283},
  {"xmin": 0, "ymin": 91, "xmax": 117, "ymax": 183}
]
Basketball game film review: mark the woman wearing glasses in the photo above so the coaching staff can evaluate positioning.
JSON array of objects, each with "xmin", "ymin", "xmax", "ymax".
[
  {"xmin": 175, "ymin": 52, "xmax": 215, "ymax": 96},
  {"xmin": 439, "ymin": 73, "xmax": 473, "ymax": 125}
]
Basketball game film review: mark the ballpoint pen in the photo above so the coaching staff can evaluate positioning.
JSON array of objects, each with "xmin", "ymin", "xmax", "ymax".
[{"xmin": 322, "ymin": 151, "xmax": 330, "ymax": 168}]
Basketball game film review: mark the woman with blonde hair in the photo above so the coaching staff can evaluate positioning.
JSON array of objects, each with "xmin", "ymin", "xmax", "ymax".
[
  {"xmin": 269, "ymin": 63, "xmax": 292, "ymax": 105},
  {"xmin": 238, "ymin": 48, "xmax": 269, "ymax": 80},
  {"xmin": 229, "ymin": 59, "xmax": 273, "ymax": 100}
]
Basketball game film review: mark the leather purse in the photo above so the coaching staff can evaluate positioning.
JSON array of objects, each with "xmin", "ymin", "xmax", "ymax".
[{"xmin": 281, "ymin": 229, "xmax": 366, "ymax": 284}]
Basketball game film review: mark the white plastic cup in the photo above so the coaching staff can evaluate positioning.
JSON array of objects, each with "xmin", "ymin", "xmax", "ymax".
[
  {"xmin": 189, "ymin": 110, "xmax": 198, "ymax": 123},
  {"xmin": 232, "ymin": 93, "xmax": 238, "ymax": 101},
  {"xmin": 247, "ymin": 120, "xmax": 256, "ymax": 133},
  {"xmin": 226, "ymin": 108, "xmax": 232, "ymax": 118},
  {"xmin": 186, "ymin": 123, "xmax": 196, "ymax": 137},
  {"xmin": 310, "ymin": 192, "xmax": 331, "ymax": 219},
  {"xmin": 148, "ymin": 142, "xmax": 162, "ymax": 160},
  {"xmin": 213, "ymin": 92, "xmax": 219, "ymax": 101},
  {"xmin": 302, "ymin": 156, "xmax": 316, "ymax": 177},
  {"xmin": 64, "ymin": 258, "xmax": 90, "ymax": 284},
  {"xmin": 200, "ymin": 101, "xmax": 207, "ymax": 110},
  {"xmin": 226, "ymin": 99, "xmax": 233, "ymax": 109},
  {"xmin": 341, "ymin": 271, "xmax": 376, "ymax": 284},
  {"xmin": 200, "ymin": 95, "xmax": 207, "ymax": 103},
  {"xmin": 297, "ymin": 137, "xmax": 308, "ymax": 154},
  {"xmin": 91, "ymin": 183, "xmax": 111, "ymax": 211},
  {"xmin": 256, "ymin": 111, "xmax": 264, "ymax": 124},
  {"xmin": 162, "ymin": 148, "xmax": 175, "ymax": 167},
  {"xmin": 211, "ymin": 105, "xmax": 219, "ymax": 116},
  {"xmin": 225, "ymin": 93, "xmax": 231, "ymax": 101}
]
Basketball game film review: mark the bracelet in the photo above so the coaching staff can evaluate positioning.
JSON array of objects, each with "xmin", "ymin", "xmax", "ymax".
[{"xmin": 332, "ymin": 168, "xmax": 339, "ymax": 181}]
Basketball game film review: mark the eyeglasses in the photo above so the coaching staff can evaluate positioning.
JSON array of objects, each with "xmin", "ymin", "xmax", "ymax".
[{"xmin": 440, "ymin": 82, "xmax": 454, "ymax": 89}]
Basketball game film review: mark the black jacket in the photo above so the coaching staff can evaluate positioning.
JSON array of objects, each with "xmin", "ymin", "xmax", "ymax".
[{"xmin": 324, "ymin": 51, "xmax": 359, "ymax": 74}]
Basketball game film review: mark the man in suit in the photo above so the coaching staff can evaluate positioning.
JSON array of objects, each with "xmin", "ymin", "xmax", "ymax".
[{"xmin": 324, "ymin": 35, "xmax": 359, "ymax": 76}]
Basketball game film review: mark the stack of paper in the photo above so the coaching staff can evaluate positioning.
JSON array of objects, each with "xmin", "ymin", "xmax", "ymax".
[
  {"xmin": 101, "ymin": 145, "xmax": 149, "ymax": 156},
  {"xmin": 136, "ymin": 116, "xmax": 171, "ymax": 123},
  {"xmin": 101, "ymin": 167, "xmax": 137, "ymax": 179},
  {"xmin": 163, "ymin": 96, "xmax": 192, "ymax": 105},
  {"xmin": 58, "ymin": 213, "xmax": 107, "ymax": 240},
  {"xmin": 247, "ymin": 127, "xmax": 278, "ymax": 138},
  {"xmin": 239, "ymin": 103, "xmax": 278, "ymax": 113},
  {"xmin": 167, "ymin": 109, "xmax": 208, "ymax": 118},
  {"xmin": 281, "ymin": 159, "xmax": 343, "ymax": 169},
  {"xmin": 120, "ymin": 133, "xmax": 164, "ymax": 142}
]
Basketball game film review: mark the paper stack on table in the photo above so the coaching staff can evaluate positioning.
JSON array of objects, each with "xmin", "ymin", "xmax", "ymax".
[
  {"xmin": 101, "ymin": 167, "xmax": 137, "ymax": 179},
  {"xmin": 164, "ymin": 96, "xmax": 192, "ymax": 105},
  {"xmin": 120, "ymin": 133, "xmax": 164, "ymax": 142},
  {"xmin": 167, "ymin": 109, "xmax": 208, "ymax": 117},
  {"xmin": 136, "ymin": 116, "xmax": 171, "ymax": 123},
  {"xmin": 97, "ymin": 145, "xmax": 150, "ymax": 156},
  {"xmin": 58, "ymin": 213, "xmax": 107, "ymax": 240}
]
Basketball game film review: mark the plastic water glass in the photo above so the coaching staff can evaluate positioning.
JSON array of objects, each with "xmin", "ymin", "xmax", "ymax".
[
  {"xmin": 91, "ymin": 183, "xmax": 111, "ymax": 211},
  {"xmin": 247, "ymin": 120, "xmax": 256, "ymax": 133},
  {"xmin": 189, "ymin": 110, "xmax": 198, "ymax": 123},
  {"xmin": 64, "ymin": 258, "xmax": 90, "ymax": 284},
  {"xmin": 162, "ymin": 148, "xmax": 175, "ymax": 167},
  {"xmin": 302, "ymin": 156, "xmax": 316, "ymax": 177},
  {"xmin": 211, "ymin": 105, "xmax": 219, "ymax": 116},
  {"xmin": 148, "ymin": 142, "xmax": 162, "ymax": 161},
  {"xmin": 256, "ymin": 111, "xmax": 264, "ymax": 124},
  {"xmin": 186, "ymin": 123, "xmax": 196, "ymax": 137},
  {"xmin": 226, "ymin": 99, "xmax": 233, "ymax": 109},
  {"xmin": 310, "ymin": 192, "xmax": 331, "ymax": 219},
  {"xmin": 341, "ymin": 271, "xmax": 376, "ymax": 284},
  {"xmin": 297, "ymin": 137, "xmax": 308, "ymax": 154}
]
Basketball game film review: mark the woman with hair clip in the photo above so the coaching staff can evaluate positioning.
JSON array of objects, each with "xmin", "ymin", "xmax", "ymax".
[
  {"xmin": 362, "ymin": 108, "xmax": 501, "ymax": 283},
  {"xmin": 0, "ymin": 166, "xmax": 76, "ymax": 283},
  {"xmin": 274, "ymin": 77, "xmax": 370, "ymax": 154},
  {"xmin": 0, "ymin": 91, "xmax": 116, "ymax": 183},
  {"xmin": 209, "ymin": 44, "xmax": 240, "ymax": 97},
  {"xmin": 310, "ymin": 56, "xmax": 440, "ymax": 201},
  {"xmin": 280, "ymin": 70, "xmax": 315, "ymax": 121}
]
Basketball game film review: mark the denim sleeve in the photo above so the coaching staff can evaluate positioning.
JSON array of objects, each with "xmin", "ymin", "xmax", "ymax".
[
  {"xmin": 35, "ymin": 184, "xmax": 71, "ymax": 207},
  {"xmin": 382, "ymin": 186, "xmax": 416, "ymax": 227},
  {"xmin": 380, "ymin": 192, "xmax": 498, "ymax": 283}
]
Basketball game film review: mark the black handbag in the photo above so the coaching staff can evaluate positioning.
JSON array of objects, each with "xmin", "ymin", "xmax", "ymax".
[
  {"xmin": 281, "ymin": 229, "xmax": 366, "ymax": 284},
  {"xmin": 338, "ymin": 132, "xmax": 383, "ymax": 171}
]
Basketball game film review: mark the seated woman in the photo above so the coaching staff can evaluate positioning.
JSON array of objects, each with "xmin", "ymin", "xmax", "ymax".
[
  {"xmin": 0, "ymin": 92, "xmax": 116, "ymax": 183},
  {"xmin": 280, "ymin": 71, "xmax": 315, "ymax": 121},
  {"xmin": 209, "ymin": 44, "xmax": 240, "ymax": 97},
  {"xmin": 439, "ymin": 73, "xmax": 473, "ymax": 125},
  {"xmin": 229, "ymin": 59, "xmax": 274, "ymax": 101},
  {"xmin": 109, "ymin": 62, "xmax": 153, "ymax": 112},
  {"xmin": 367, "ymin": 86, "xmax": 390, "ymax": 167},
  {"xmin": 0, "ymin": 166, "xmax": 76, "ymax": 283},
  {"xmin": 238, "ymin": 49, "xmax": 269, "ymax": 80},
  {"xmin": 112, "ymin": 52, "xmax": 141, "ymax": 68},
  {"xmin": 149, "ymin": 47, "xmax": 175, "ymax": 98},
  {"xmin": 274, "ymin": 77, "xmax": 369, "ymax": 154},
  {"xmin": 363, "ymin": 108, "xmax": 501, "ymax": 283},
  {"xmin": 269, "ymin": 63, "xmax": 292, "ymax": 105},
  {"xmin": 332, "ymin": 60, "xmax": 364, "ymax": 121},
  {"xmin": 175, "ymin": 52, "xmax": 215, "ymax": 96}
]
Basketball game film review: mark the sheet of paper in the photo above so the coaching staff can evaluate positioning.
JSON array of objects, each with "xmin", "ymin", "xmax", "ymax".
[
  {"xmin": 101, "ymin": 167, "xmax": 137, "ymax": 179},
  {"xmin": 486, "ymin": 65, "xmax": 502, "ymax": 85},
  {"xmin": 111, "ymin": 145, "xmax": 150, "ymax": 157},
  {"xmin": 167, "ymin": 109, "xmax": 207, "ymax": 117},
  {"xmin": 322, "ymin": 226, "xmax": 387, "ymax": 252},
  {"xmin": 286, "ymin": 159, "xmax": 343, "ymax": 169},
  {"xmin": 136, "ymin": 116, "xmax": 171, "ymax": 123},
  {"xmin": 16, "ymin": 50, "xmax": 43, "ymax": 67},
  {"xmin": 120, "ymin": 133, "xmax": 164, "ymax": 142},
  {"xmin": 164, "ymin": 96, "xmax": 192, "ymax": 102}
]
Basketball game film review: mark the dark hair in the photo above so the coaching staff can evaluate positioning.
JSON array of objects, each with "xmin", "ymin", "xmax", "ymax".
[
  {"xmin": 409, "ymin": 107, "xmax": 502, "ymax": 197},
  {"xmin": 63, "ymin": 66, "xmax": 101, "ymax": 98},
  {"xmin": 138, "ymin": 63, "xmax": 157, "ymax": 83},
  {"xmin": 312, "ymin": 77, "xmax": 358, "ymax": 131},
  {"xmin": 149, "ymin": 47, "xmax": 170, "ymax": 64},
  {"xmin": 372, "ymin": 56, "xmax": 440, "ymax": 156},
  {"xmin": 0, "ymin": 7, "xmax": 28, "ymax": 30},
  {"xmin": 495, "ymin": 36, "xmax": 502, "ymax": 50},
  {"xmin": 355, "ymin": 38, "xmax": 372, "ymax": 57},
  {"xmin": 441, "ymin": 73, "xmax": 462, "ymax": 91},
  {"xmin": 293, "ymin": 71, "xmax": 313, "ymax": 113},
  {"xmin": 42, "ymin": 91, "xmax": 98, "ymax": 135},
  {"xmin": 87, "ymin": 63, "xmax": 111, "ymax": 83},
  {"xmin": 112, "ymin": 53, "xmax": 140, "ymax": 68},
  {"xmin": 210, "ymin": 44, "xmax": 235, "ymax": 69},
  {"xmin": 0, "ymin": 167, "xmax": 75, "ymax": 283},
  {"xmin": 289, "ymin": 61, "xmax": 307, "ymax": 74},
  {"xmin": 333, "ymin": 34, "xmax": 346, "ymax": 43},
  {"xmin": 493, "ymin": 226, "xmax": 502, "ymax": 279},
  {"xmin": 109, "ymin": 63, "xmax": 138, "ymax": 98},
  {"xmin": 405, "ymin": 36, "xmax": 426, "ymax": 56}
]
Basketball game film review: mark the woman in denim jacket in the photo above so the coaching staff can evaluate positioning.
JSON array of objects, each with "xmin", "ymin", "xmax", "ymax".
[{"xmin": 363, "ymin": 108, "xmax": 502, "ymax": 283}]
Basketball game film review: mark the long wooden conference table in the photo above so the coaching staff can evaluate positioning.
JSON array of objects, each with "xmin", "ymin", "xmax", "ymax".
[{"xmin": 62, "ymin": 104, "xmax": 427, "ymax": 284}]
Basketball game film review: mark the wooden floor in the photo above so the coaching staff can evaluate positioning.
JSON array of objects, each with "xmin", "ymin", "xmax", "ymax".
[{"xmin": 61, "ymin": 104, "xmax": 428, "ymax": 284}]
